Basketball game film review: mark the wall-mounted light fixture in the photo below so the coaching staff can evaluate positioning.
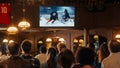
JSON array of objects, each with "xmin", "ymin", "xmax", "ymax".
[
  {"xmin": 79, "ymin": 39, "xmax": 84, "ymax": 46},
  {"xmin": 59, "ymin": 38, "xmax": 65, "ymax": 42},
  {"xmin": 73, "ymin": 39, "xmax": 78, "ymax": 43},
  {"xmin": 93, "ymin": 34, "xmax": 99, "ymax": 40},
  {"xmin": 9, "ymin": 40, "xmax": 14, "ymax": 44},
  {"xmin": 115, "ymin": 34, "xmax": 120, "ymax": 42},
  {"xmin": 115, "ymin": 34, "xmax": 120, "ymax": 39},
  {"xmin": 46, "ymin": 38, "xmax": 52, "ymax": 42},
  {"xmin": 38, "ymin": 40, "xmax": 43, "ymax": 44},
  {"xmin": 3, "ymin": 39, "xmax": 8, "ymax": 43},
  {"xmin": 7, "ymin": 26, "xmax": 18, "ymax": 34}
]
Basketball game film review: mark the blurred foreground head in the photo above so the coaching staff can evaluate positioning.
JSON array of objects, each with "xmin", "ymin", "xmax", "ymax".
[
  {"xmin": 8, "ymin": 42, "xmax": 19, "ymax": 56},
  {"xmin": 58, "ymin": 49, "xmax": 75, "ymax": 68},
  {"xmin": 108, "ymin": 40, "xmax": 120, "ymax": 53},
  {"xmin": 76, "ymin": 47, "xmax": 95, "ymax": 65},
  {"xmin": 21, "ymin": 40, "xmax": 32, "ymax": 54}
]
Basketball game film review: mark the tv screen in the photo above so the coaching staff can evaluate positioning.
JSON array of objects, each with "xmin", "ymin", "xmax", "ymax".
[{"xmin": 39, "ymin": 6, "xmax": 75, "ymax": 27}]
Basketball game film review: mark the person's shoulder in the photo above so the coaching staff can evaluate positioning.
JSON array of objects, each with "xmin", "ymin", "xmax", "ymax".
[
  {"xmin": 101, "ymin": 56, "xmax": 111, "ymax": 66},
  {"xmin": 102, "ymin": 56, "xmax": 110, "ymax": 62},
  {"xmin": 71, "ymin": 63, "xmax": 81, "ymax": 68},
  {"xmin": 20, "ymin": 58, "xmax": 33, "ymax": 68},
  {"xmin": 32, "ymin": 57, "xmax": 39, "ymax": 62},
  {"xmin": 0, "ymin": 59, "xmax": 8, "ymax": 65},
  {"xmin": 30, "ymin": 57, "xmax": 40, "ymax": 68},
  {"xmin": 35, "ymin": 54, "xmax": 41, "ymax": 58},
  {"xmin": 0, "ymin": 55, "xmax": 9, "ymax": 62},
  {"xmin": 71, "ymin": 63, "xmax": 95, "ymax": 68},
  {"xmin": 0, "ymin": 57, "xmax": 33, "ymax": 68}
]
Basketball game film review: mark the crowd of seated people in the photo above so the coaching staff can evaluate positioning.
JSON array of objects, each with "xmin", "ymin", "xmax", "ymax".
[{"xmin": 0, "ymin": 40, "xmax": 120, "ymax": 68}]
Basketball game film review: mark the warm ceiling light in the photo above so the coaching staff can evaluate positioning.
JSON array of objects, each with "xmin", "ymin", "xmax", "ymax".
[
  {"xmin": 46, "ymin": 38, "xmax": 52, "ymax": 42},
  {"xmin": 9, "ymin": 40, "xmax": 14, "ymax": 44},
  {"xmin": 38, "ymin": 41, "xmax": 43, "ymax": 44},
  {"xmin": 59, "ymin": 38, "xmax": 65, "ymax": 42},
  {"xmin": 3, "ymin": 39, "xmax": 8, "ymax": 43},
  {"xmin": 7, "ymin": 26, "xmax": 18, "ymax": 34},
  {"xmin": 18, "ymin": 20, "xmax": 30, "ymax": 30},
  {"xmin": 116, "ymin": 39, "xmax": 120, "ymax": 42},
  {"xmin": 94, "ymin": 34, "xmax": 99, "ymax": 39},
  {"xmin": 115, "ymin": 34, "xmax": 120, "ymax": 39},
  {"xmin": 79, "ymin": 39, "xmax": 84, "ymax": 43},
  {"xmin": 73, "ymin": 39, "xmax": 78, "ymax": 43}
]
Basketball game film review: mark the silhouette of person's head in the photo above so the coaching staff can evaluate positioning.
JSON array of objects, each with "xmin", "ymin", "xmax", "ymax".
[
  {"xmin": 21, "ymin": 41, "xmax": 32, "ymax": 54},
  {"xmin": 58, "ymin": 49, "xmax": 75, "ymax": 68},
  {"xmin": 76, "ymin": 47, "xmax": 95, "ymax": 65},
  {"xmin": 39, "ymin": 45, "xmax": 47, "ymax": 53},
  {"xmin": 108, "ymin": 40, "xmax": 120, "ymax": 53},
  {"xmin": 8, "ymin": 42, "xmax": 19, "ymax": 56}
]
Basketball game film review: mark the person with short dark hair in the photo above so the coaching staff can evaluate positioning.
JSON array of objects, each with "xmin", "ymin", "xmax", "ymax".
[
  {"xmin": 58, "ymin": 49, "xmax": 75, "ymax": 68},
  {"xmin": 77, "ymin": 47, "xmax": 95, "ymax": 65},
  {"xmin": 21, "ymin": 41, "xmax": 31, "ymax": 54},
  {"xmin": 9, "ymin": 42, "xmax": 19, "ymax": 55},
  {"xmin": 20, "ymin": 40, "xmax": 40, "ymax": 68},
  {"xmin": 0, "ymin": 42, "xmax": 33, "ymax": 68},
  {"xmin": 101, "ymin": 40, "xmax": 120, "ymax": 68},
  {"xmin": 39, "ymin": 45, "xmax": 47, "ymax": 53},
  {"xmin": 35, "ymin": 45, "xmax": 47, "ymax": 66},
  {"xmin": 73, "ymin": 47, "xmax": 96, "ymax": 68}
]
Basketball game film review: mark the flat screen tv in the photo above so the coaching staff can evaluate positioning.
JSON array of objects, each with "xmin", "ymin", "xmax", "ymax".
[{"xmin": 39, "ymin": 6, "xmax": 75, "ymax": 27}]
